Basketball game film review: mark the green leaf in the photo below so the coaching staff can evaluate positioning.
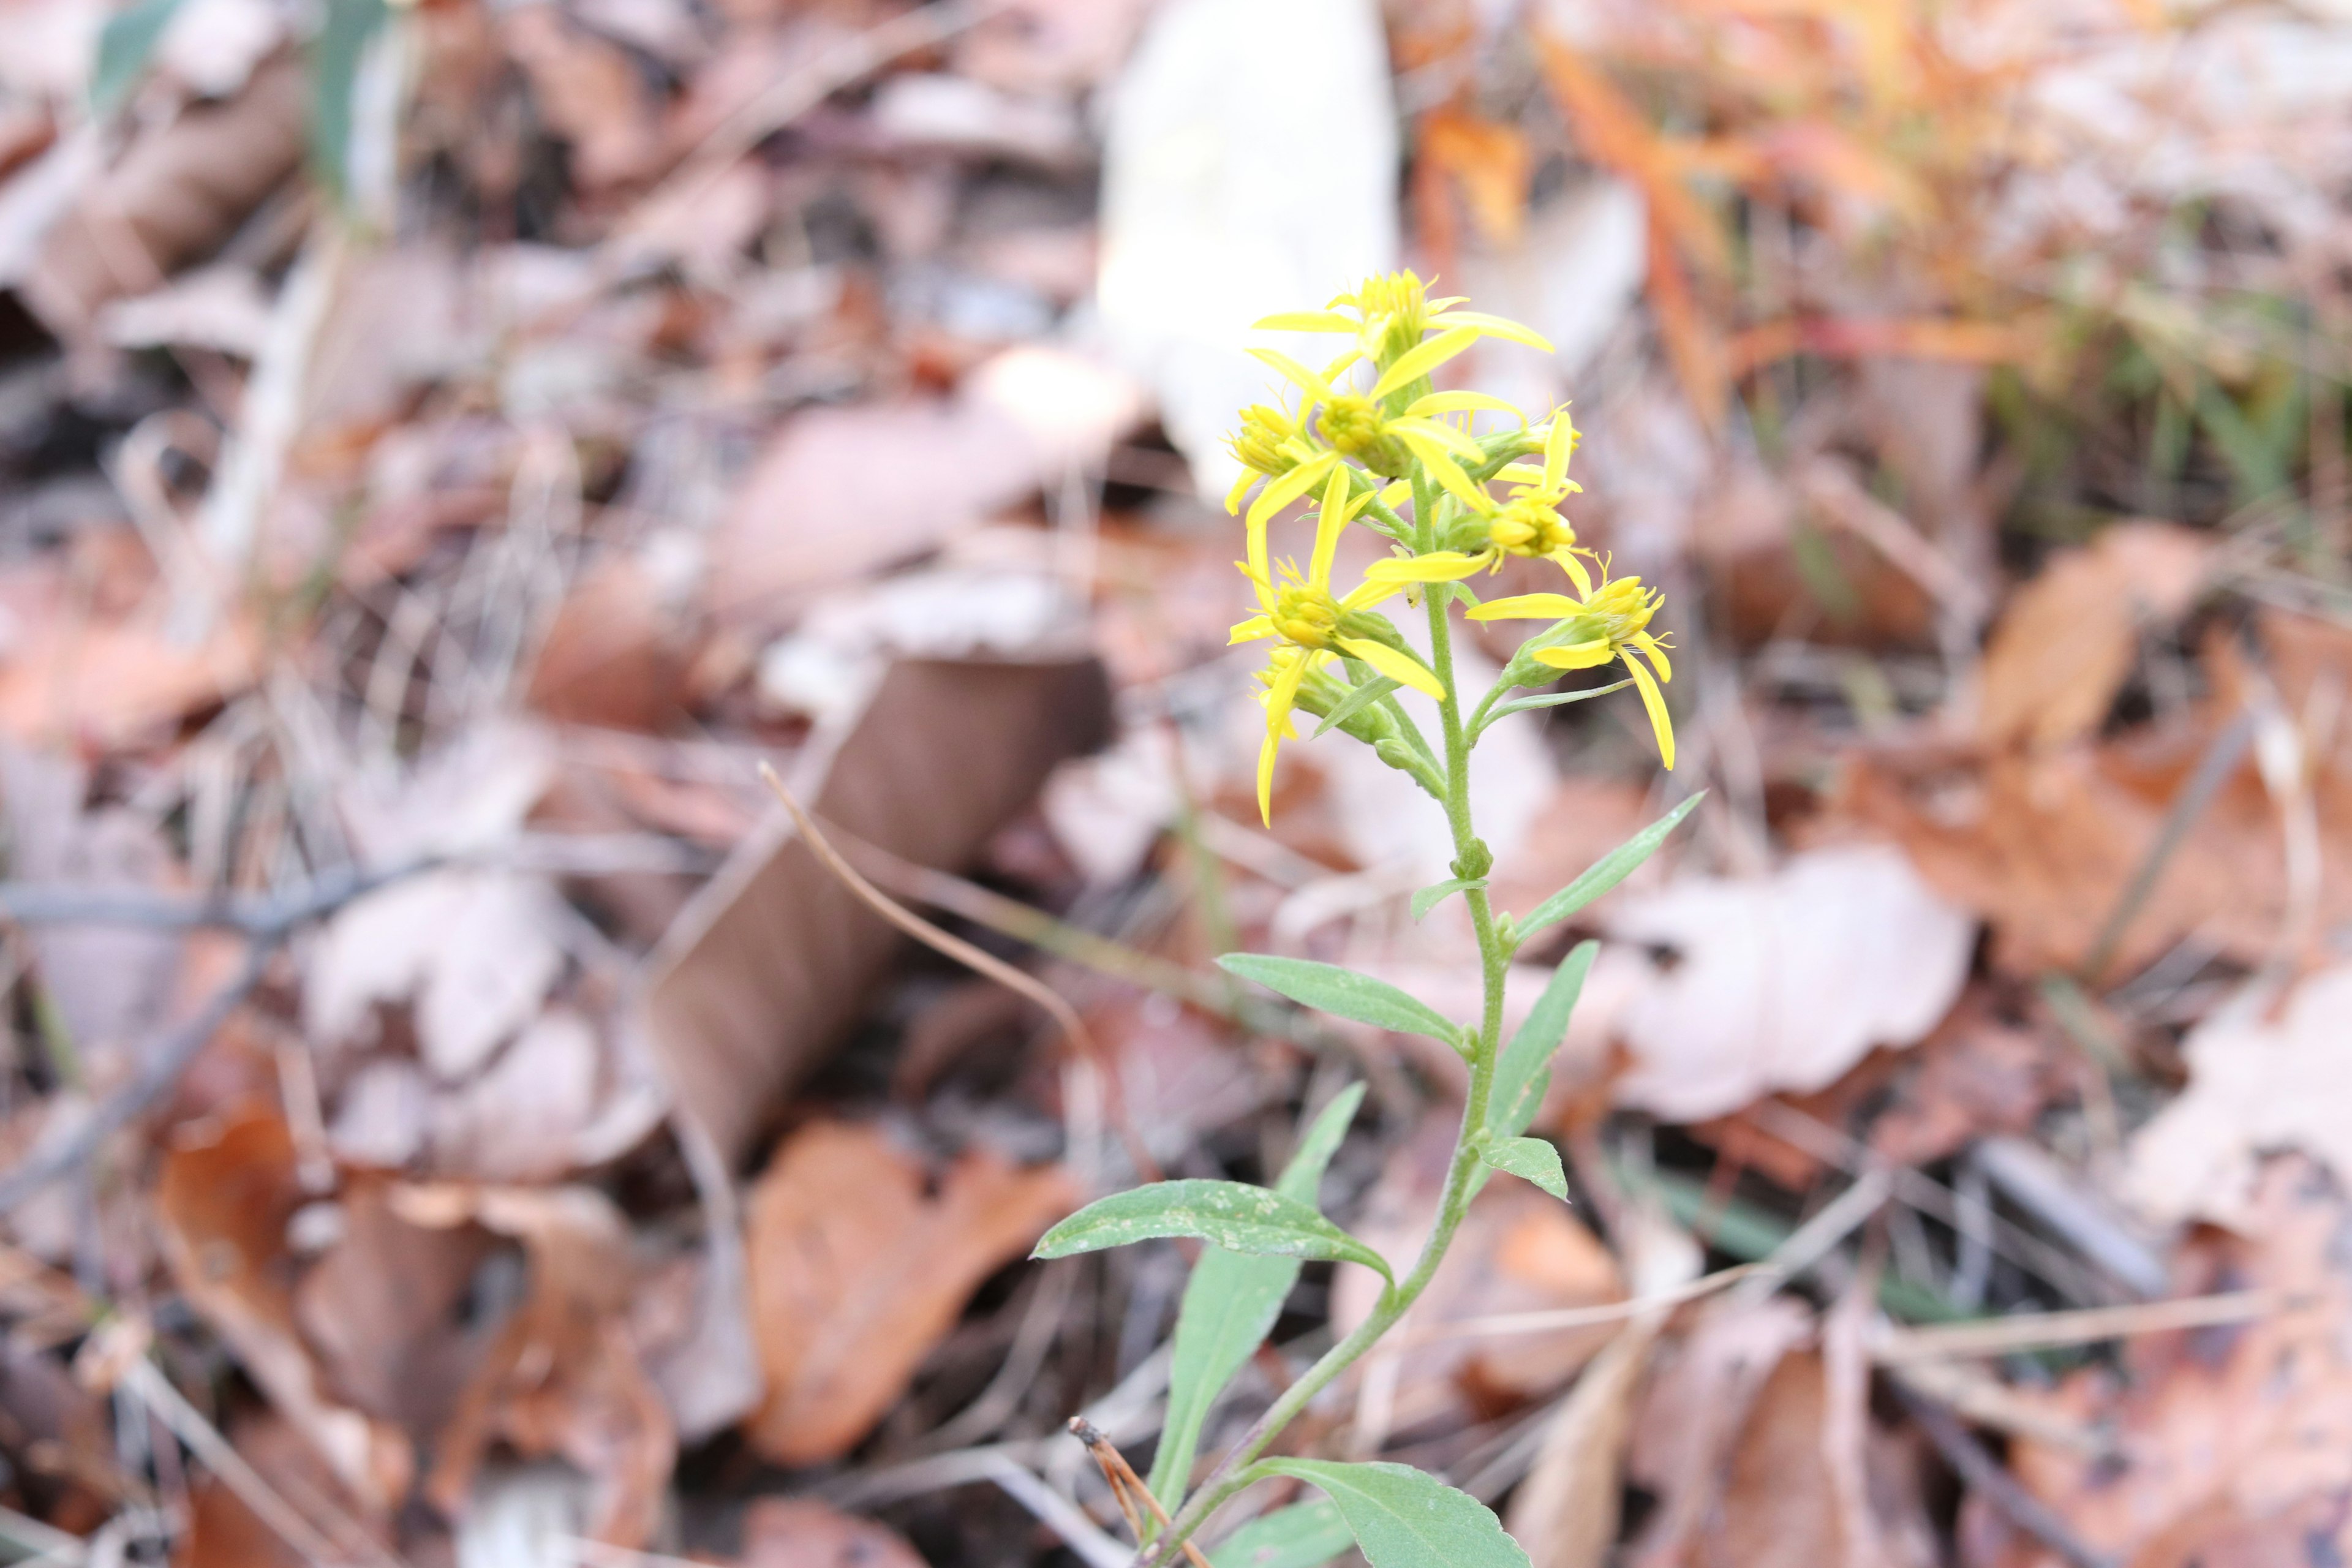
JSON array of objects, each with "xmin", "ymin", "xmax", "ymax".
[
  {"xmin": 1409, "ymin": 877, "xmax": 1485, "ymax": 921},
  {"xmin": 1488, "ymin": 942, "xmax": 1595, "ymax": 1139},
  {"xmin": 91, "ymin": 0, "xmax": 184, "ymax": 116},
  {"xmin": 1218, "ymin": 954, "xmax": 1459, "ymax": 1044},
  {"xmin": 1210, "ymin": 1502, "xmax": 1354, "ymax": 1568},
  {"xmin": 1031, "ymin": 1179, "xmax": 1391, "ymax": 1283},
  {"xmin": 1256, "ymin": 1460, "xmax": 1532, "ymax": 1568},
  {"xmin": 1314, "ymin": 669, "xmax": 1401, "ymax": 737},
  {"xmin": 1481, "ymin": 1136, "xmax": 1569, "ymax": 1200},
  {"xmin": 1514, "ymin": 793, "xmax": 1705, "ymax": 945},
  {"xmin": 1472, "ymin": 679, "xmax": 1635, "ymax": 738},
  {"xmin": 307, "ymin": 0, "xmax": 390, "ymax": 200},
  {"xmin": 1149, "ymin": 1087, "xmax": 1365, "ymax": 1508}
]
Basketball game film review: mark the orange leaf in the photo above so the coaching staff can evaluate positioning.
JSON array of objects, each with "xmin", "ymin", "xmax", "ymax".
[{"xmin": 1419, "ymin": 103, "xmax": 1532, "ymax": 249}]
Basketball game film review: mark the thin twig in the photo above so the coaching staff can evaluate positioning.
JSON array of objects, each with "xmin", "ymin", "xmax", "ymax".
[
  {"xmin": 1069, "ymin": 1420, "xmax": 1213, "ymax": 1568},
  {"xmin": 1892, "ymin": 1381, "xmax": 2114, "ymax": 1568},
  {"xmin": 1874, "ymin": 1289, "xmax": 2286, "ymax": 1363},
  {"xmin": 2081, "ymin": 707, "xmax": 2256, "ymax": 984},
  {"xmin": 755, "ymin": 764, "xmax": 1159, "ymax": 1181},
  {"xmin": 1393, "ymin": 1263, "xmax": 1758, "ymax": 1348}
]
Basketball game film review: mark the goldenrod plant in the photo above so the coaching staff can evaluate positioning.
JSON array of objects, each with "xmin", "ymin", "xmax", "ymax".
[{"xmin": 1032, "ymin": 273, "xmax": 1700, "ymax": 1568}]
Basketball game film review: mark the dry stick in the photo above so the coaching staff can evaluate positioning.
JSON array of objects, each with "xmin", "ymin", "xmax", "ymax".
[
  {"xmin": 754, "ymin": 765, "xmax": 1161, "ymax": 1182},
  {"xmin": 0, "ymin": 859, "xmax": 439, "ymax": 1215},
  {"xmin": 1874, "ymin": 1289, "xmax": 2289, "ymax": 1363},
  {"xmin": 2080, "ymin": 707, "xmax": 2257, "ymax": 984},
  {"xmin": 119, "ymin": 1358, "xmax": 389, "ymax": 1568},
  {"xmin": 1069, "ymin": 1420, "xmax": 1213, "ymax": 1568},
  {"xmin": 1892, "ymin": 1381, "xmax": 2114, "ymax": 1568}
]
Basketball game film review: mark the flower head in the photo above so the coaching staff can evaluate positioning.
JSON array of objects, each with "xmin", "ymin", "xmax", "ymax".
[
  {"xmin": 1231, "ymin": 464, "xmax": 1446, "ymax": 822},
  {"xmin": 1361, "ymin": 409, "xmax": 1588, "ymax": 590},
  {"xmin": 1467, "ymin": 565, "xmax": 1677, "ymax": 769}
]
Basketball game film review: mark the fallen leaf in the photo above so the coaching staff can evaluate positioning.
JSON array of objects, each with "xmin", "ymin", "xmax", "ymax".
[
  {"xmin": 408, "ymin": 1183, "xmax": 675, "ymax": 1550},
  {"xmin": 642, "ymin": 656, "xmax": 1110, "ymax": 1164},
  {"xmin": 20, "ymin": 53, "xmax": 306, "ymax": 336},
  {"xmin": 303, "ymin": 869, "xmax": 567, "ymax": 1082},
  {"xmin": 154, "ymin": 1107, "xmax": 413, "ymax": 1513},
  {"xmin": 1604, "ymin": 845, "xmax": 1975, "ymax": 1123},
  {"xmin": 1096, "ymin": 0, "xmax": 1398, "ymax": 496},
  {"xmin": 736, "ymin": 1498, "xmax": 927, "ymax": 1568},
  {"xmin": 2127, "ymin": 967, "xmax": 2352, "ymax": 1226},
  {"xmin": 499, "ymin": 3, "xmax": 666, "ymax": 190},
  {"xmin": 1978, "ymin": 522, "xmax": 2210, "ymax": 752},
  {"xmin": 0, "ymin": 554, "xmax": 258, "ymax": 751},
  {"xmin": 526, "ymin": 554, "xmax": 695, "ymax": 731},
  {"xmin": 1625, "ymin": 1296, "xmax": 1813, "ymax": 1568},
  {"xmin": 292, "ymin": 1180, "xmax": 497, "ymax": 1442},
  {"xmin": 741, "ymin": 1120, "xmax": 1071, "ymax": 1464},
  {"xmin": 1996, "ymin": 1158, "xmax": 2352, "ymax": 1567}
]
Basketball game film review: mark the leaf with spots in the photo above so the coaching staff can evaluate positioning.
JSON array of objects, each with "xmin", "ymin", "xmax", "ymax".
[{"xmin": 1031, "ymin": 1179, "xmax": 1392, "ymax": 1283}]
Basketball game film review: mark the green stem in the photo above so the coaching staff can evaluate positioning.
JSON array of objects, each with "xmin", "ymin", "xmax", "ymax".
[{"xmin": 1145, "ymin": 510, "xmax": 1511, "ymax": 1565}]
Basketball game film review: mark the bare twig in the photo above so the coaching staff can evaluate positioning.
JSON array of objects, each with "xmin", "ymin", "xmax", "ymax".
[
  {"xmin": 755, "ymin": 764, "xmax": 1160, "ymax": 1180},
  {"xmin": 1892, "ymin": 1381, "xmax": 2114, "ymax": 1568},
  {"xmin": 1874, "ymin": 1289, "xmax": 2286, "ymax": 1363},
  {"xmin": 2081, "ymin": 707, "xmax": 2257, "ymax": 984}
]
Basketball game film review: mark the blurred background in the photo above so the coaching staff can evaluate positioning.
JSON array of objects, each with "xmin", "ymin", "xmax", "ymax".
[{"xmin": 0, "ymin": 0, "xmax": 2343, "ymax": 1563}]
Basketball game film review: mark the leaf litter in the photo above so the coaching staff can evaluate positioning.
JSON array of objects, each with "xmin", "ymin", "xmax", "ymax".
[{"xmin": 0, "ymin": 0, "xmax": 2339, "ymax": 1564}]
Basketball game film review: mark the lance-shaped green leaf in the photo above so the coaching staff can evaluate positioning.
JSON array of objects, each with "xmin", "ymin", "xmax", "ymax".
[
  {"xmin": 1313, "ymin": 669, "xmax": 1400, "ymax": 737},
  {"xmin": 309, "ymin": 0, "xmax": 391, "ymax": 200},
  {"xmin": 1409, "ymin": 877, "xmax": 1485, "ymax": 921},
  {"xmin": 1149, "ymin": 1086, "xmax": 1366, "ymax": 1508},
  {"xmin": 1210, "ymin": 1501, "xmax": 1354, "ymax": 1568},
  {"xmin": 1032, "ymin": 1179, "xmax": 1392, "ymax": 1283},
  {"xmin": 1253, "ymin": 1460, "xmax": 1532, "ymax": 1568},
  {"xmin": 1488, "ymin": 941, "xmax": 1596, "ymax": 1140},
  {"xmin": 1513, "ymin": 793, "xmax": 1704, "ymax": 946},
  {"xmin": 1218, "ymin": 954, "xmax": 1459, "ymax": 1044},
  {"xmin": 1480, "ymin": 1136, "xmax": 1569, "ymax": 1200}
]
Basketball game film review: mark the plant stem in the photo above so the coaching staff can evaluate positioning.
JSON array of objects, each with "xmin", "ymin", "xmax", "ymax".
[{"xmin": 1141, "ymin": 551, "xmax": 1510, "ymax": 1566}]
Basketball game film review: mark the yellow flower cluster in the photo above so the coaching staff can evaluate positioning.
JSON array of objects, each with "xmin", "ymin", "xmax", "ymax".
[{"xmin": 1225, "ymin": 272, "xmax": 1675, "ymax": 823}]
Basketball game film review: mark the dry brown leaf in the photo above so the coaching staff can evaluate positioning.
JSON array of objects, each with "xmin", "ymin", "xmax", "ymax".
[
  {"xmin": 406, "ymin": 1183, "xmax": 675, "ymax": 1550},
  {"xmin": 154, "ymin": 1107, "xmax": 414, "ymax": 1514},
  {"xmin": 2127, "ymin": 966, "xmax": 2352, "ymax": 1226},
  {"xmin": 707, "ymin": 350, "xmax": 1144, "ymax": 629},
  {"xmin": 1604, "ymin": 845, "xmax": 1974, "ymax": 1123},
  {"xmin": 1840, "ymin": 722, "xmax": 2352, "ymax": 975},
  {"xmin": 642, "ymin": 656, "xmax": 1110, "ymax": 1164},
  {"xmin": 741, "ymin": 1120, "xmax": 1071, "ymax": 1465},
  {"xmin": 736, "ymin": 1497, "xmax": 928, "ymax": 1568},
  {"xmin": 1991, "ymin": 1158, "xmax": 2352, "ymax": 1568},
  {"xmin": 172, "ymin": 1414, "xmax": 353, "ymax": 1568},
  {"xmin": 292, "ymin": 1180, "xmax": 497, "ymax": 1442},
  {"xmin": 1977, "ymin": 522, "xmax": 2209, "ymax": 752},
  {"xmin": 526, "ymin": 554, "xmax": 696, "ymax": 731},
  {"xmin": 1625, "ymin": 1296, "xmax": 1812, "ymax": 1568},
  {"xmin": 1504, "ymin": 1317, "xmax": 1667, "ymax": 1568},
  {"xmin": 499, "ymin": 4, "xmax": 666, "ymax": 191},
  {"xmin": 1334, "ymin": 1114, "xmax": 1626, "ymax": 1439},
  {"xmin": 20, "ymin": 54, "xmax": 306, "ymax": 336}
]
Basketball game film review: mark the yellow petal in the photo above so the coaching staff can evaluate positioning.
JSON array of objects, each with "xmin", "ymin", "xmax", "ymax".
[
  {"xmin": 1378, "ymin": 480, "xmax": 1412, "ymax": 510},
  {"xmin": 1229, "ymin": 615, "xmax": 1274, "ymax": 644},
  {"xmin": 1404, "ymin": 391, "xmax": 1526, "ymax": 422},
  {"xmin": 1309, "ymin": 461, "xmax": 1354, "ymax": 587},
  {"xmin": 1248, "ymin": 348, "xmax": 1332, "ymax": 403},
  {"xmin": 1338, "ymin": 576, "xmax": 1404, "ymax": 611},
  {"xmin": 1531, "ymin": 639, "xmax": 1614, "ymax": 670},
  {"xmin": 1372, "ymin": 326, "xmax": 1480, "ymax": 400},
  {"xmin": 1384, "ymin": 415, "xmax": 1484, "ymax": 458},
  {"xmin": 1363, "ymin": 551, "xmax": 1490, "ymax": 584},
  {"xmin": 1225, "ymin": 466, "xmax": 1258, "ymax": 516},
  {"xmin": 1555, "ymin": 551, "xmax": 1595, "ymax": 596},
  {"xmin": 1406, "ymin": 439, "xmax": 1494, "ymax": 514},
  {"xmin": 1338, "ymin": 636, "xmax": 1445, "ymax": 700},
  {"xmin": 1493, "ymin": 462, "xmax": 1547, "ymax": 485},
  {"xmin": 1257, "ymin": 729, "xmax": 1280, "ymax": 825},
  {"xmin": 1429, "ymin": 310, "xmax": 1556, "ymax": 353},
  {"xmin": 1467, "ymin": 592, "xmax": 1584, "ymax": 622},
  {"xmin": 1625, "ymin": 655, "xmax": 1676, "ymax": 769},
  {"xmin": 1630, "ymin": 630, "xmax": 1673, "ymax": 684},
  {"xmin": 1542, "ymin": 412, "xmax": 1576, "ymax": 492},
  {"xmin": 1254, "ymin": 311, "xmax": 1359, "ymax": 333},
  {"xmin": 1247, "ymin": 450, "xmax": 1339, "ymax": 534},
  {"xmin": 1265, "ymin": 647, "xmax": 1312, "ymax": 731}
]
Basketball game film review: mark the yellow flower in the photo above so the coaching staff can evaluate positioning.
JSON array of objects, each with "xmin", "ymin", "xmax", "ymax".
[
  {"xmin": 1466, "ymin": 570, "xmax": 1676, "ymax": 769},
  {"xmin": 1257, "ymin": 270, "xmax": 1554, "ymax": 372},
  {"xmin": 1363, "ymin": 410, "xmax": 1586, "ymax": 589},
  {"xmin": 1231, "ymin": 465, "xmax": 1447, "ymax": 823}
]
